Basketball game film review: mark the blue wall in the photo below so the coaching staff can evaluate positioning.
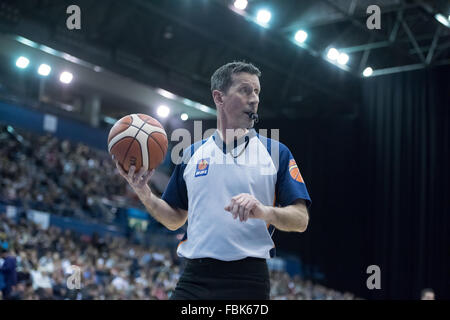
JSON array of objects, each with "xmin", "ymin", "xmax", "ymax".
[
  {"xmin": 0, "ymin": 101, "xmax": 109, "ymax": 151},
  {"xmin": 0, "ymin": 202, "xmax": 126, "ymax": 238},
  {"xmin": 50, "ymin": 214, "xmax": 125, "ymax": 238}
]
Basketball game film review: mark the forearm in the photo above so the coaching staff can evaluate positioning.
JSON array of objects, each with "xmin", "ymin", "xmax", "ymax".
[
  {"xmin": 133, "ymin": 185, "xmax": 187, "ymax": 231},
  {"xmin": 265, "ymin": 203, "xmax": 309, "ymax": 232}
]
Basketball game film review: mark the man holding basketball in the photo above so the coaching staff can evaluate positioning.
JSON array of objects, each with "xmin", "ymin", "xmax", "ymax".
[{"xmin": 114, "ymin": 61, "xmax": 311, "ymax": 300}]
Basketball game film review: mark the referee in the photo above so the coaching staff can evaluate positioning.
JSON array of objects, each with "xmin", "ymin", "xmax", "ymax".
[{"xmin": 114, "ymin": 61, "xmax": 311, "ymax": 300}]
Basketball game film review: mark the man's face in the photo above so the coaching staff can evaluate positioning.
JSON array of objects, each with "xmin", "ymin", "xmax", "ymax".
[{"xmin": 217, "ymin": 72, "xmax": 260, "ymax": 130}]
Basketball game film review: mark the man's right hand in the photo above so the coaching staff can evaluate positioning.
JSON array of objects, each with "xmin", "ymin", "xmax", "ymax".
[{"xmin": 113, "ymin": 155, "xmax": 154, "ymax": 192}]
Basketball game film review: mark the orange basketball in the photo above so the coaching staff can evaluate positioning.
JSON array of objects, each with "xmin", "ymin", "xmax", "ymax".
[{"xmin": 107, "ymin": 114, "xmax": 168, "ymax": 172}]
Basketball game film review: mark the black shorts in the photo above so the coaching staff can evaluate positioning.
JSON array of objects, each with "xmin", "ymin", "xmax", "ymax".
[{"xmin": 170, "ymin": 257, "xmax": 270, "ymax": 300}]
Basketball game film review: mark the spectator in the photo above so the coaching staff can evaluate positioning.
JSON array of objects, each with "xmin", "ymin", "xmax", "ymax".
[{"xmin": 0, "ymin": 246, "xmax": 18, "ymax": 299}]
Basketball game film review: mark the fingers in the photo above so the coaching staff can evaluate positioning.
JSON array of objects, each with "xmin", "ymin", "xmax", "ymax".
[
  {"xmin": 225, "ymin": 194, "xmax": 255, "ymax": 222},
  {"xmin": 131, "ymin": 166, "xmax": 146, "ymax": 184},
  {"xmin": 128, "ymin": 165, "xmax": 136, "ymax": 181},
  {"xmin": 136, "ymin": 169, "xmax": 154, "ymax": 188},
  {"xmin": 240, "ymin": 198, "xmax": 251, "ymax": 222},
  {"xmin": 114, "ymin": 159, "xmax": 126, "ymax": 176},
  {"xmin": 245, "ymin": 200, "xmax": 257, "ymax": 219},
  {"xmin": 112, "ymin": 155, "xmax": 153, "ymax": 189},
  {"xmin": 238, "ymin": 204, "xmax": 245, "ymax": 222},
  {"xmin": 231, "ymin": 201, "xmax": 239, "ymax": 220},
  {"xmin": 224, "ymin": 199, "xmax": 239, "ymax": 219},
  {"xmin": 142, "ymin": 169, "xmax": 155, "ymax": 183},
  {"xmin": 235, "ymin": 196, "xmax": 249, "ymax": 222}
]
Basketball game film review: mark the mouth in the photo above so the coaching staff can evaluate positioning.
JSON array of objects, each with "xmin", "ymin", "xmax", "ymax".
[{"xmin": 244, "ymin": 112, "xmax": 254, "ymax": 121}]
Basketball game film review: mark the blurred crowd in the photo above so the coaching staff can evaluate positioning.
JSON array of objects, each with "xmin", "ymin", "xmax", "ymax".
[
  {"xmin": 0, "ymin": 215, "xmax": 360, "ymax": 300},
  {"xmin": 270, "ymin": 271, "xmax": 358, "ymax": 300},
  {"xmin": 0, "ymin": 215, "xmax": 180, "ymax": 300},
  {"xmin": 0, "ymin": 125, "xmax": 145, "ymax": 224}
]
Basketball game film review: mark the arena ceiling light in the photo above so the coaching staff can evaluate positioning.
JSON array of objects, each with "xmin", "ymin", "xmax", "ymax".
[
  {"xmin": 157, "ymin": 105, "xmax": 170, "ymax": 118},
  {"xmin": 294, "ymin": 30, "xmax": 308, "ymax": 44},
  {"xmin": 256, "ymin": 9, "xmax": 271, "ymax": 25},
  {"xmin": 180, "ymin": 113, "xmax": 189, "ymax": 121},
  {"xmin": 233, "ymin": 0, "xmax": 248, "ymax": 10},
  {"xmin": 434, "ymin": 14, "xmax": 450, "ymax": 28},
  {"xmin": 15, "ymin": 56, "xmax": 30, "ymax": 69},
  {"xmin": 337, "ymin": 53, "xmax": 349, "ymax": 65},
  {"xmin": 37, "ymin": 64, "xmax": 51, "ymax": 76},
  {"xmin": 59, "ymin": 71, "xmax": 73, "ymax": 84},
  {"xmin": 363, "ymin": 67, "xmax": 373, "ymax": 77},
  {"xmin": 156, "ymin": 88, "xmax": 177, "ymax": 100},
  {"xmin": 326, "ymin": 48, "xmax": 339, "ymax": 61}
]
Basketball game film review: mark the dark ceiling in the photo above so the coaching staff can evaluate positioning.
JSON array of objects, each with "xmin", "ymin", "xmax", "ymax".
[{"xmin": 0, "ymin": 0, "xmax": 449, "ymax": 120}]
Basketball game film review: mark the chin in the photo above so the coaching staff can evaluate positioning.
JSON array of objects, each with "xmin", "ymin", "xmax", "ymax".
[{"xmin": 235, "ymin": 120, "xmax": 252, "ymax": 129}]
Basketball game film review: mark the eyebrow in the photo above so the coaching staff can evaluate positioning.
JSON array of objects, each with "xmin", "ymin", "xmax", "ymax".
[{"xmin": 238, "ymin": 83, "xmax": 260, "ymax": 91}]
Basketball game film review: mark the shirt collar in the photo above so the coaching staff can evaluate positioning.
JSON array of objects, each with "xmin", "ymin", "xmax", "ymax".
[{"xmin": 212, "ymin": 129, "xmax": 256, "ymax": 155}]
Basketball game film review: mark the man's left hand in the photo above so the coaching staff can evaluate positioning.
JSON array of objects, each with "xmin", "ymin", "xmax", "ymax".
[{"xmin": 224, "ymin": 193, "xmax": 271, "ymax": 222}]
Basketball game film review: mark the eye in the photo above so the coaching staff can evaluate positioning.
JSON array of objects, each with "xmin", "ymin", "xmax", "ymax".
[{"xmin": 240, "ymin": 87, "xmax": 250, "ymax": 94}]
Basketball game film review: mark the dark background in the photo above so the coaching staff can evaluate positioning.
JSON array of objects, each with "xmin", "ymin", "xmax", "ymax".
[{"xmin": 268, "ymin": 65, "xmax": 450, "ymax": 300}]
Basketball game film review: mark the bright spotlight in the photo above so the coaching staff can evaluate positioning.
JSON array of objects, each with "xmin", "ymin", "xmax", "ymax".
[
  {"xmin": 59, "ymin": 71, "xmax": 73, "ymax": 84},
  {"xmin": 337, "ymin": 53, "xmax": 349, "ymax": 65},
  {"xmin": 294, "ymin": 30, "xmax": 308, "ymax": 43},
  {"xmin": 157, "ymin": 105, "xmax": 170, "ymax": 118},
  {"xmin": 363, "ymin": 67, "xmax": 373, "ymax": 77},
  {"xmin": 233, "ymin": 0, "xmax": 248, "ymax": 10},
  {"xmin": 16, "ymin": 56, "xmax": 30, "ymax": 69},
  {"xmin": 434, "ymin": 14, "xmax": 450, "ymax": 28},
  {"xmin": 256, "ymin": 9, "xmax": 271, "ymax": 25},
  {"xmin": 180, "ymin": 113, "xmax": 189, "ymax": 121},
  {"xmin": 38, "ymin": 64, "xmax": 51, "ymax": 76},
  {"xmin": 327, "ymin": 48, "xmax": 339, "ymax": 60}
]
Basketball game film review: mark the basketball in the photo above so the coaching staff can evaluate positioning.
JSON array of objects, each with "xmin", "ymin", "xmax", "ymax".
[{"xmin": 107, "ymin": 114, "xmax": 168, "ymax": 172}]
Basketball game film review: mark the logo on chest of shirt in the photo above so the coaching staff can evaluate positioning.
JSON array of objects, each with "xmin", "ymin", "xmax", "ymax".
[{"xmin": 195, "ymin": 158, "xmax": 210, "ymax": 177}]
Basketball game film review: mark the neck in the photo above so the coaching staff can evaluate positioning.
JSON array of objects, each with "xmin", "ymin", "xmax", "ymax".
[{"xmin": 216, "ymin": 124, "xmax": 248, "ymax": 144}]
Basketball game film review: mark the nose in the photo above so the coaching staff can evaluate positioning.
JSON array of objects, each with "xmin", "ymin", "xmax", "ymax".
[{"xmin": 249, "ymin": 91, "xmax": 259, "ymax": 106}]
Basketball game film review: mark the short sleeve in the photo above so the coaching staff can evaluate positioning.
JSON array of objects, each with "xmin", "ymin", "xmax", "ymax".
[
  {"xmin": 161, "ymin": 140, "xmax": 208, "ymax": 211},
  {"xmin": 161, "ymin": 162, "xmax": 188, "ymax": 210},
  {"xmin": 275, "ymin": 144, "xmax": 311, "ymax": 208}
]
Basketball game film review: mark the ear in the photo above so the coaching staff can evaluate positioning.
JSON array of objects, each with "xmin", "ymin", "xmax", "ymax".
[{"xmin": 212, "ymin": 90, "xmax": 224, "ymax": 106}]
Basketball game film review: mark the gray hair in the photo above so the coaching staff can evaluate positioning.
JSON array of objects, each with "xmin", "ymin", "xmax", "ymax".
[{"xmin": 210, "ymin": 61, "xmax": 261, "ymax": 93}]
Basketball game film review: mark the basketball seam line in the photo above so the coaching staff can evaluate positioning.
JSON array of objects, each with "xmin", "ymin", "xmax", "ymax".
[
  {"xmin": 139, "ymin": 122, "xmax": 165, "ymax": 136},
  {"xmin": 121, "ymin": 120, "xmax": 148, "ymax": 168},
  {"xmin": 149, "ymin": 133, "xmax": 167, "ymax": 159},
  {"xmin": 108, "ymin": 124, "xmax": 142, "ymax": 151},
  {"xmin": 142, "ymin": 118, "xmax": 167, "ymax": 161}
]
